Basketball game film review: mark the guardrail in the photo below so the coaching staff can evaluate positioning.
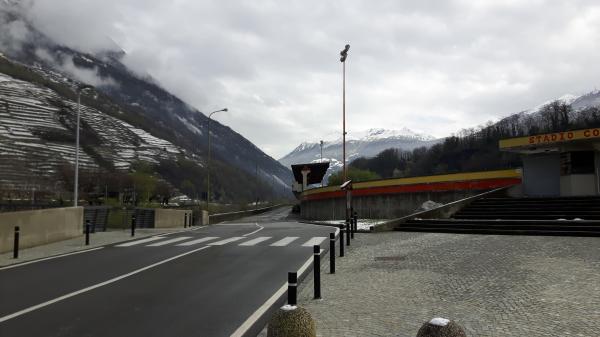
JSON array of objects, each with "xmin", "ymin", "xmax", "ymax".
[{"xmin": 208, "ymin": 204, "xmax": 288, "ymax": 224}]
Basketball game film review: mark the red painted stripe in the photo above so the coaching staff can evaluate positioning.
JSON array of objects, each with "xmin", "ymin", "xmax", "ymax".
[{"xmin": 302, "ymin": 178, "xmax": 521, "ymax": 201}]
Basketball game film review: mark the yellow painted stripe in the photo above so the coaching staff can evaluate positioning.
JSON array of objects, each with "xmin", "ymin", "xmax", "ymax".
[
  {"xmin": 499, "ymin": 136, "xmax": 531, "ymax": 149},
  {"xmin": 499, "ymin": 128, "xmax": 600, "ymax": 149},
  {"xmin": 303, "ymin": 168, "xmax": 522, "ymax": 196}
]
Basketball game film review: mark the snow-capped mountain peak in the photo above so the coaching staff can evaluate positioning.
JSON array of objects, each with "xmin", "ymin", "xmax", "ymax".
[
  {"xmin": 279, "ymin": 127, "xmax": 440, "ymax": 183},
  {"xmin": 316, "ymin": 127, "xmax": 435, "ymax": 147},
  {"xmin": 527, "ymin": 93, "xmax": 582, "ymax": 115},
  {"xmin": 356, "ymin": 128, "xmax": 435, "ymax": 142}
]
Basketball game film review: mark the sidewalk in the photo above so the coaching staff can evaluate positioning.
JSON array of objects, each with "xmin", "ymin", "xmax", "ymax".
[
  {"xmin": 0, "ymin": 228, "xmax": 188, "ymax": 267},
  {"xmin": 295, "ymin": 231, "xmax": 600, "ymax": 337}
]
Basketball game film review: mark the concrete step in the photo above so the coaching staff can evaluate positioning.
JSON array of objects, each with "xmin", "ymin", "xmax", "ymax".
[
  {"xmin": 407, "ymin": 221, "xmax": 600, "ymax": 231},
  {"xmin": 394, "ymin": 226, "xmax": 600, "ymax": 237},
  {"xmin": 477, "ymin": 197, "xmax": 600, "ymax": 202},
  {"xmin": 456, "ymin": 209, "xmax": 600, "ymax": 213},
  {"xmin": 453, "ymin": 214, "xmax": 600, "ymax": 220},
  {"xmin": 410, "ymin": 218, "xmax": 600, "ymax": 225},
  {"xmin": 399, "ymin": 217, "xmax": 600, "ymax": 236}
]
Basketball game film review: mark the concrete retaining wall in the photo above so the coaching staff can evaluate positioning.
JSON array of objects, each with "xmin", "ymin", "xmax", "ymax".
[
  {"xmin": 0, "ymin": 207, "xmax": 83, "ymax": 253},
  {"xmin": 300, "ymin": 169, "xmax": 522, "ymax": 221},
  {"xmin": 301, "ymin": 190, "xmax": 481, "ymax": 220},
  {"xmin": 154, "ymin": 209, "xmax": 192, "ymax": 228}
]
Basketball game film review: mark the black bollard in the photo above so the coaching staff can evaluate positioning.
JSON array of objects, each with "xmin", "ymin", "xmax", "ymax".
[
  {"xmin": 184, "ymin": 213, "xmax": 187, "ymax": 228},
  {"xmin": 13, "ymin": 226, "xmax": 19, "ymax": 259},
  {"xmin": 131, "ymin": 214, "xmax": 136, "ymax": 237},
  {"xmin": 346, "ymin": 221, "xmax": 351, "ymax": 246},
  {"xmin": 288, "ymin": 272, "xmax": 297, "ymax": 306},
  {"xmin": 85, "ymin": 220, "xmax": 90, "ymax": 246},
  {"xmin": 329, "ymin": 233, "xmax": 335, "ymax": 274},
  {"xmin": 339, "ymin": 225, "xmax": 345, "ymax": 257},
  {"xmin": 313, "ymin": 245, "xmax": 321, "ymax": 299}
]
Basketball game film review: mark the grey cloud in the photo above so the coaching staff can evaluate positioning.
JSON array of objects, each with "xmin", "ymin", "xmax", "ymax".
[
  {"xmin": 34, "ymin": 47, "xmax": 119, "ymax": 88},
  {"xmin": 0, "ymin": 10, "xmax": 31, "ymax": 54},
  {"xmin": 11, "ymin": 0, "xmax": 600, "ymax": 157},
  {"xmin": 58, "ymin": 56, "xmax": 119, "ymax": 88}
]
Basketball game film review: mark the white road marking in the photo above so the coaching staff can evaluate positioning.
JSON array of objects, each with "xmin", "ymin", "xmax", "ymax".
[
  {"xmin": 243, "ymin": 223, "xmax": 264, "ymax": 236},
  {"xmin": 115, "ymin": 236, "xmax": 166, "ymax": 247},
  {"xmin": 176, "ymin": 237, "xmax": 220, "ymax": 246},
  {"xmin": 0, "ymin": 247, "xmax": 105, "ymax": 271},
  {"xmin": 301, "ymin": 237, "xmax": 327, "ymax": 247},
  {"xmin": 146, "ymin": 237, "xmax": 193, "ymax": 247},
  {"xmin": 0, "ymin": 246, "xmax": 210, "ymax": 323},
  {"xmin": 230, "ymin": 252, "xmax": 314, "ymax": 337},
  {"xmin": 207, "ymin": 237, "xmax": 245, "ymax": 246},
  {"xmin": 269, "ymin": 237, "xmax": 299, "ymax": 247},
  {"xmin": 239, "ymin": 237, "xmax": 272, "ymax": 246},
  {"xmin": 0, "ymin": 226, "xmax": 211, "ymax": 271}
]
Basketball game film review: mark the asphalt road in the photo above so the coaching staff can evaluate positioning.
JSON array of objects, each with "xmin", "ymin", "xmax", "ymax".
[{"xmin": 0, "ymin": 207, "xmax": 335, "ymax": 337}]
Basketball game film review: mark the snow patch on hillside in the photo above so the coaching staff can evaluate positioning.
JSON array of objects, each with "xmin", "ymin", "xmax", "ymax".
[{"xmin": 176, "ymin": 115, "xmax": 203, "ymax": 135}]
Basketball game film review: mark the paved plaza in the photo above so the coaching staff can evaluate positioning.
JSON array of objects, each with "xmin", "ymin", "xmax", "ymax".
[{"xmin": 297, "ymin": 232, "xmax": 600, "ymax": 337}]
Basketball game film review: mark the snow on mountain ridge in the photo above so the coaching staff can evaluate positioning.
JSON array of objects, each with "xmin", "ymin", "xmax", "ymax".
[
  {"xmin": 526, "ymin": 93, "xmax": 580, "ymax": 115},
  {"xmin": 279, "ymin": 127, "xmax": 440, "ymax": 184},
  {"xmin": 302, "ymin": 127, "xmax": 435, "ymax": 148}
]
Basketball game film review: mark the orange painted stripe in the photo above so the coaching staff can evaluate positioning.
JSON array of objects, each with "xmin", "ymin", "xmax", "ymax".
[
  {"xmin": 302, "ymin": 177, "xmax": 521, "ymax": 201},
  {"xmin": 303, "ymin": 168, "xmax": 522, "ymax": 196}
]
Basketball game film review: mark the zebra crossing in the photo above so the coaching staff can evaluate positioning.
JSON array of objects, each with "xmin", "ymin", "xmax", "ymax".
[{"xmin": 115, "ymin": 235, "xmax": 327, "ymax": 248}]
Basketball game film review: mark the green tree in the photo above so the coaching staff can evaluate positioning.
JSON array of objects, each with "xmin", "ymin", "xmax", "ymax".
[
  {"xmin": 327, "ymin": 167, "xmax": 380, "ymax": 186},
  {"xmin": 131, "ymin": 171, "xmax": 157, "ymax": 204}
]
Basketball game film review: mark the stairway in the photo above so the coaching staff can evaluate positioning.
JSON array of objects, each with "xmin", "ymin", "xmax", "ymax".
[{"xmin": 397, "ymin": 196, "xmax": 600, "ymax": 236}]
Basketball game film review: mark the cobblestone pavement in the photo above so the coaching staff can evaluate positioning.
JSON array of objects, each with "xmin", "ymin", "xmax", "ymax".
[
  {"xmin": 296, "ymin": 232, "xmax": 600, "ymax": 337},
  {"xmin": 0, "ymin": 228, "xmax": 185, "ymax": 267}
]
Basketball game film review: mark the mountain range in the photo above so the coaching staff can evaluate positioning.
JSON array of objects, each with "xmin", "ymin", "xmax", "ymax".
[
  {"xmin": 278, "ymin": 127, "xmax": 440, "ymax": 181},
  {"xmin": 0, "ymin": 3, "xmax": 291, "ymax": 202},
  {"xmin": 279, "ymin": 91, "xmax": 600, "ymax": 185}
]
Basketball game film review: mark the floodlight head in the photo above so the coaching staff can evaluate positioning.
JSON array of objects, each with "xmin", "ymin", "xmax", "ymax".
[
  {"xmin": 222, "ymin": 108, "xmax": 228, "ymax": 112},
  {"xmin": 340, "ymin": 44, "xmax": 350, "ymax": 62},
  {"xmin": 340, "ymin": 180, "xmax": 352, "ymax": 190}
]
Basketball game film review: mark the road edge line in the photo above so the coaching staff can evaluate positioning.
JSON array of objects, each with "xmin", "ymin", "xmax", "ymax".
[
  {"xmin": 230, "ymin": 254, "xmax": 314, "ymax": 337},
  {"xmin": 0, "ymin": 225, "xmax": 208, "ymax": 270},
  {"xmin": 0, "ymin": 247, "xmax": 105, "ymax": 271},
  {"xmin": 0, "ymin": 246, "xmax": 210, "ymax": 323}
]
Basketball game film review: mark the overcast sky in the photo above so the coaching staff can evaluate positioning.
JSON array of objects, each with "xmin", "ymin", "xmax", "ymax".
[{"xmin": 18, "ymin": 0, "xmax": 600, "ymax": 158}]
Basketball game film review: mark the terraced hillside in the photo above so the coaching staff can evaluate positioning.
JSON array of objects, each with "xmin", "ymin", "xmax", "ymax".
[
  {"xmin": 0, "ymin": 69, "xmax": 183, "ymax": 191},
  {"xmin": 0, "ymin": 3, "xmax": 293, "ymax": 203}
]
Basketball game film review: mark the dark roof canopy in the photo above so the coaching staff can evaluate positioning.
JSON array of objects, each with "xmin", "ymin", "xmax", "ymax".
[{"xmin": 291, "ymin": 162, "xmax": 330, "ymax": 185}]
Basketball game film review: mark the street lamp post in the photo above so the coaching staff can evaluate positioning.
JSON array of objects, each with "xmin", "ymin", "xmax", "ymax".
[
  {"xmin": 340, "ymin": 44, "xmax": 350, "ymax": 182},
  {"xmin": 206, "ymin": 108, "xmax": 228, "ymax": 212},
  {"xmin": 74, "ymin": 85, "xmax": 93, "ymax": 207}
]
